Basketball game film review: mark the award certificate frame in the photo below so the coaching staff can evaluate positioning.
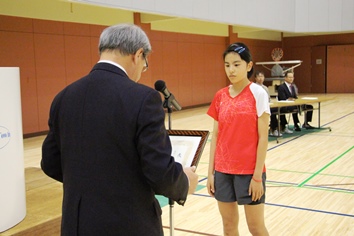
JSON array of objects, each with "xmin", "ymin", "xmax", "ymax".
[{"xmin": 167, "ymin": 130, "xmax": 209, "ymax": 168}]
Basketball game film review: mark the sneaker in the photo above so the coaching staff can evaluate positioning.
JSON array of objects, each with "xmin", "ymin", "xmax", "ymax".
[
  {"xmin": 282, "ymin": 127, "xmax": 293, "ymax": 134},
  {"xmin": 272, "ymin": 130, "xmax": 283, "ymax": 137}
]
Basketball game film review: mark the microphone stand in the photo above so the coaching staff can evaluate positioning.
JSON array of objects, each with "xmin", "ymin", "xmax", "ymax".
[{"xmin": 163, "ymin": 97, "xmax": 175, "ymax": 236}]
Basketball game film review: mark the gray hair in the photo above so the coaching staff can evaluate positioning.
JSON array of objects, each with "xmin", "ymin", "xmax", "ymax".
[{"xmin": 98, "ymin": 23, "xmax": 152, "ymax": 56}]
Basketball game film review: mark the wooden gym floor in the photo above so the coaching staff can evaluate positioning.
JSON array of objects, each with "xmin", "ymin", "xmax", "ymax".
[{"xmin": 22, "ymin": 93, "xmax": 354, "ymax": 235}]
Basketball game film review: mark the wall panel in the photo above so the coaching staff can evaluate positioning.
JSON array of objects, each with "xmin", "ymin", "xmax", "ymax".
[
  {"xmin": 204, "ymin": 43, "xmax": 225, "ymax": 102},
  {"xmin": 177, "ymin": 42, "xmax": 193, "ymax": 107},
  {"xmin": 327, "ymin": 44, "xmax": 354, "ymax": 93},
  {"xmin": 191, "ymin": 45, "xmax": 207, "ymax": 104},
  {"xmin": 146, "ymin": 39, "xmax": 163, "ymax": 87},
  {"xmin": 34, "ymin": 33, "xmax": 66, "ymax": 131},
  {"xmin": 89, "ymin": 24, "xmax": 106, "ymax": 37},
  {"xmin": 90, "ymin": 37, "xmax": 100, "ymax": 65},
  {"xmin": 0, "ymin": 31, "xmax": 38, "ymax": 134},
  {"xmin": 33, "ymin": 19, "xmax": 63, "ymax": 34},
  {"xmin": 0, "ymin": 15, "xmax": 33, "ymax": 32},
  {"xmin": 283, "ymin": 47, "xmax": 312, "ymax": 93},
  {"xmin": 64, "ymin": 35, "xmax": 92, "ymax": 85},
  {"xmin": 311, "ymin": 46, "xmax": 327, "ymax": 93},
  {"xmin": 64, "ymin": 22, "xmax": 90, "ymax": 36},
  {"xmin": 162, "ymin": 41, "xmax": 180, "ymax": 105}
]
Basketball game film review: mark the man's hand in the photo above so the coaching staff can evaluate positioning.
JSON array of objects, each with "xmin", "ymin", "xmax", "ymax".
[{"xmin": 183, "ymin": 166, "xmax": 198, "ymax": 194}]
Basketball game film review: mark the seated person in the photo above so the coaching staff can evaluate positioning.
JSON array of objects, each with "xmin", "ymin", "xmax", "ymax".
[
  {"xmin": 277, "ymin": 71, "xmax": 314, "ymax": 132},
  {"xmin": 254, "ymin": 71, "xmax": 283, "ymax": 136},
  {"xmin": 269, "ymin": 112, "xmax": 288, "ymax": 135}
]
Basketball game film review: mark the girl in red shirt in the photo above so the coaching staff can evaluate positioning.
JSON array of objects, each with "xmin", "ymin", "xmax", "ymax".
[{"xmin": 207, "ymin": 43, "xmax": 270, "ymax": 235}]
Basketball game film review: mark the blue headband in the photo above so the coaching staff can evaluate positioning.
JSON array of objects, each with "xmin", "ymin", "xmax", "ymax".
[{"xmin": 234, "ymin": 46, "xmax": 245, "ymax": 54}]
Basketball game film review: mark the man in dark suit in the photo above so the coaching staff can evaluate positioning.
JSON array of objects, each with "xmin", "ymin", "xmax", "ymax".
[
  {"xmin": 41, "ymin": 23, "xmax": 198, "ymax": 236},
  {"xmin": 277, "ymin": 71, "xmax": 314, "ymax": 132}
]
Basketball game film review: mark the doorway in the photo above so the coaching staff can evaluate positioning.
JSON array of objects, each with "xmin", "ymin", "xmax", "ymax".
[{"xmin": 311, "ymin": 46, "xmax": 326, "ymax": 93}]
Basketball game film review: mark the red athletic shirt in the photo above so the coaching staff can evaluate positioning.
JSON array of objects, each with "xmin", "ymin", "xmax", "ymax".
[{"xmin": 207, "ymin": 83, "xmax": 269, "ymax": 174}]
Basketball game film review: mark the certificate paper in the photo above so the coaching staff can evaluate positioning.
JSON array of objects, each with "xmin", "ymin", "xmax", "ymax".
[
  {"xmin": 170, "ymin": 136, "xmax": 201, "ymax": 167},
  {"xmin": 167, "ymin": 130, "xmax": 209, "ymax": 168}
]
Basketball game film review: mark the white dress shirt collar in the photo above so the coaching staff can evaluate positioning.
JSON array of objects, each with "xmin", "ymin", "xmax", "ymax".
[
  {"xmin": 98, "ymin": 60, "xmax": 127, "ymax": 75},
  {"xmin": 284, "ymin": 81, "xmax": 293, "ymax": 92}
]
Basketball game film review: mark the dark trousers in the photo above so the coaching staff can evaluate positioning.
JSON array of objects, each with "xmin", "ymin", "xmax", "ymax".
[
  {"xmin": 270, "ymin": 108, "xmax": 279, "ymax": 130},
  {"xmin": 279, "ymin": 105, "xmax": 300, "ymax": 127},
  {"xmin": 301, "ymin": 104, "xmax": 313, "ymax": 123},
  {"xmin": 270, "ymin": 104, "xmax": 314, "ymax": 130}
]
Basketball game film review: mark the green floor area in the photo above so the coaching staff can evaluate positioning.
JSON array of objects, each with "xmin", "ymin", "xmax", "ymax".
[
  {"xmin": 268, "ymin": 125, "xmax": 330, "ymax": 142},
  {"xmin": 155, "ymin": 125, "xmax": 331, "ymax": 206},
  {"xmin": 156, "ymin": 184, "xmax": 206, "ymax": 207}
]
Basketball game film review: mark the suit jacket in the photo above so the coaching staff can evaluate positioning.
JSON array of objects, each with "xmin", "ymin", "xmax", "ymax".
[
  {"xmin": 277, "ymin": 82, "xmax": 297, "ymax": 101},
  {"xmin": 41, "ymin": 62, "xmax": 189, "ymax": 236},
  {"xmin": 277, "ymin": 82, "xmax": 313, "ymax": 123}
]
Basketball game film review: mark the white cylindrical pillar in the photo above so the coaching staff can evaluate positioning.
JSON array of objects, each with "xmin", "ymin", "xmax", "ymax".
[{"xmin": 0, "ymin": 67, "xmax": 26, "ymax": 232}]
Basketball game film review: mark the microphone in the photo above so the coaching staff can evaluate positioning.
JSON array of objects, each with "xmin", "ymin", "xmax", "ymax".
[{"xmin": 154, "ymin": 80, "xmax": 182, "ymax": 111}]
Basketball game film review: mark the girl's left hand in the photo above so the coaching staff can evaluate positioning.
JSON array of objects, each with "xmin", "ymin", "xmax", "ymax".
[{"xmin": 248, "ymin": 179, "xmax": 264, "ymax": 201}]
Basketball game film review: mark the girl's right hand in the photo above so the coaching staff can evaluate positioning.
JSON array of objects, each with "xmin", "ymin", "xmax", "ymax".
[{"xmin": 207, "ymin": 174, "xmax": 215, "ymax": 197}]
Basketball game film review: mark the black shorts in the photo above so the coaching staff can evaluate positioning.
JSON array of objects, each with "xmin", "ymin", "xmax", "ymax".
[{"xmin": 214, "ymin": 171, "xmax": 266, "ymax": 205}]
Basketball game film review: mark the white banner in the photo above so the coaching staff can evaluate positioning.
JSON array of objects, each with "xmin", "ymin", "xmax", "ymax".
[{"xmin": 0, "ymin": 67, "xmax": 26, "ymax": 232}]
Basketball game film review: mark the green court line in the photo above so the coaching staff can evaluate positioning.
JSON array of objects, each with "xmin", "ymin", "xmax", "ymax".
[
  {"xmin": 267, "ymin": 168, "xmax": 354, "ymax": 179},
  {"xmin": 301, "ymin": 185, "xmax": 354, "ymax": 194},
  {"xmin": 267, "ymin": 182, "xmax": 296, "ymax": 187},
  {"xmin": 267, "ymin": 181, "xmax": 354, "ymax": 194},
  {"xmin": 298, "ymin": 146, "xmax": 354, "ymax": 187},
  {"xmin": 268, "ymin": 168, "xmax": 318, "ymax": 175}
]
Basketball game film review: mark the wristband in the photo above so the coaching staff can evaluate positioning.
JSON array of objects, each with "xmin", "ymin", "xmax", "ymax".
[{"xmin": 252, "ymin": 176, "xmax": 262, "ymax": 182}]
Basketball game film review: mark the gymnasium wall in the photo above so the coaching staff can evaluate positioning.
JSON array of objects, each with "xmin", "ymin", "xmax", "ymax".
[
  {"xmin": 282, "ymin": 34, "xmax": 354, "ymax": 93},
  {"xmin": 0, "ymin": 14, "xmax": 278, "ymax": 135},
  {"xmin": 0, "ymin": 15, "xmax": 105, "ymax": 135},
  {"xmin": 1, "ymin": 14, "xmax": 352, "ymax": 136},
  {"xmin": 327, "ymin": 44, "xmax": 354, "ymax": 93}
]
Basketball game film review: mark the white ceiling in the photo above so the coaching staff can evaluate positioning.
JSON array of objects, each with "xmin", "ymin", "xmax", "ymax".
[{"xmin": 1, "ymin": 0, "xmax": 353, "ymax": 41}]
